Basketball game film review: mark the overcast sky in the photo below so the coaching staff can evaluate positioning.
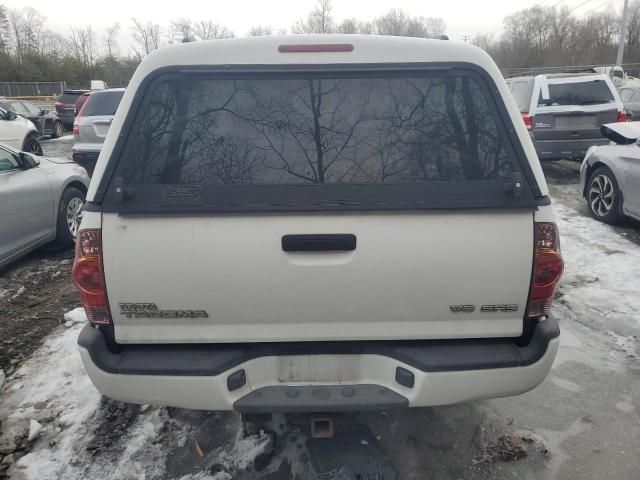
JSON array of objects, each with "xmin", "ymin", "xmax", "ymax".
[{"xmin": 3, "ymin": 0, "xmax": 620, "ymax": 52}]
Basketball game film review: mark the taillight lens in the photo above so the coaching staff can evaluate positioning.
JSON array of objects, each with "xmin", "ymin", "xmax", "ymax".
[
  {"xmin": 72, "ymin": 120, "xmax": 79, "ymax": 135},
  {"xmin": 527, "ymin": 223, "xmax": 564, "ymax": 318},
  {"xmin": 522, "ymin": 113, "xmax": 533, "ymax": 131},
  {"xmin": 55, "ymin": 101, "xmax": 64, "ymax": 108},
  {"xmin": 72, "ymin": 229, "xmax": 112, "ymax": 325},
  {"xmin": 618, "ymin": 110, "xmax": 627, "ymax": 123}
]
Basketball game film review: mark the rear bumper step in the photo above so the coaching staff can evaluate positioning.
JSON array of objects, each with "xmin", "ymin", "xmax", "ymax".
[
  {"xmin": 78, "ymin": 317, "xmax": 559, "ymax": 376},
  {"xmin": 77, "ymin": 317, "xmax": 559, "ymax": 411}
]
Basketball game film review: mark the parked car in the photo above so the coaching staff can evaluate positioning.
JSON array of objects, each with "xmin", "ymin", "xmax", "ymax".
[
  {"xmin": 580, "ymin": 121, "xmax": 640, "ymax": 224},
  {"xmin": 617, "ymin": 83, "xmax": 640, "ymax": 120},
  {"xmin": 0, "ymin": 106, "xmax": 42, "ymax": 155},
  {"xmin": 506, "ymin": 73, "xmax": 625, "ymax": 160},
  {"xmin": 55, "ymin": 89, "xmax": 89, "ymax": 129},
  {"xmin": 74, "ymin": 36, "xmax": 564, "ymax": 413},
  {"xmin": 72, "ymin": 88, "xmax": 125, "ymax": 176},
  {"xmin": 0, "ymin": 98, "xmax": 66, "ymax": 138},
  {"xmin": 0, "ymin": 142, "xmax": 90, "ymax": 269}
]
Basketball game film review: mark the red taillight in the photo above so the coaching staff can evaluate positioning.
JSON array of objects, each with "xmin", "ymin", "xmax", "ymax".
[
  {"xmin": 527, "ymin": 223, "xmax": 564, "ymax": 319},
  {"xmin": 278, "ymin": 43, "xmax": 354, "ymax": 53},
  {"xmin": 522, "ymin": 113, "xmax": 533, "ymax": 131},
  {"xmin": 618, "ymin": 110, "xmax": 627, "ymax": 122},
  {"xmin": 55, "ymin": 101, "xmax": 64, "ymax": 108},
  {"xmin": 72, "ymin": 120, "xmax": 79, "ymax": 135},
  {"xmin": 72, "ymin": 229, "xmax": 112, "ymax": 325}
]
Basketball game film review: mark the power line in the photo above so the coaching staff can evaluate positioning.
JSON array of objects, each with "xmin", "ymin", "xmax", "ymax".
[
  {"xmin": 566, "ymin": 0, "xmax": 598, "ymax": 14},
  {"xmin": 583, "ymin": 0, "xmax": 615, "ymax": 16}
]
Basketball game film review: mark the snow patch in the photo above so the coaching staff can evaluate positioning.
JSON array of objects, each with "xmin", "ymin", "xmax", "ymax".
[
  {"xmin": 63, "ymin": 307, "xmax": 88, "ymax": 328},
  {"xmin": 0, "ymin": 320, "xmax": 101, "ymax": 479},
  {"xmin": 46, "ymin": 134, "xmax": 74, "ymax": 142},
  {"xmin": 11, "ymin": 286, "xmax": 25, "ymax": 299},
  {"xmin": 553, "ymin": 201, "xmax": 640, "ymax": 341},
  {"xmin": 28, "ymin": 420, "xmax": 42, "ymax": 442}
]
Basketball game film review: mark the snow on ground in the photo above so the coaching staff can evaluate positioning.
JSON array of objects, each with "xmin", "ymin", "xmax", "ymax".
[
  {"xmin": 554, "ymin": 201, "xmax": 640, "ymax": 339},
  {"xmin": 0, "ymin": 310, "xmax": 101, "ymax": 479},
  {"xmin": 64, "ymin": 307, "xmax": 88, "ymax": 328},
  {"xmin": 45, "ymin": 134, "xmax": 74, "ymax": 142}
]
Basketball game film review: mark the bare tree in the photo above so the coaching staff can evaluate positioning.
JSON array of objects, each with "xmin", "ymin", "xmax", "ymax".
[
  {"xmin": 170, "ymin": 17, "xmax": 193, "ymax": 43},
  {"xmin": 69, "ymin": 26, "xmax": 96, "ymax": 67},
  {"xmin": 0, "ymin": 4, "xmax": 9, "ymax": 52},
  {"xmin": 104, "ymin": 22, "xmax": 120, "ymax": 58},
  {"xmin": 336, "ymin": 18, "xmax": 359, "ymax": 34},
  {"xmin": 131, "ymin": 18, "xmax": 162, "ymax": 58},
  {"xmin": 248, "ymin": 25, "xmax": 273, "ymax": 37},
  {"xmin": 192, "ymin": 20, "xmax": 233, "ymax": 40},
  {"xmin": 293, "ymin": 0, "xmax": 334, "ymax": 34},
  {"xmin": 374, "ymin": 9, "xmax": 445, "ymax": 38},
  {"xmin": 626, "ymin": 1, "xmax": 640, "ymax": 48}
]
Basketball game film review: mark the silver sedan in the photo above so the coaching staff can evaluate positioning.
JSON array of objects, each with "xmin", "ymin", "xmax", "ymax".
[
  {"xmin": 580, "ymin": 121, "xmax": 640, "ymax": 224},
  {"xmin": 0, "ymin": 142, "xmax": 90, "ymax": 268}
]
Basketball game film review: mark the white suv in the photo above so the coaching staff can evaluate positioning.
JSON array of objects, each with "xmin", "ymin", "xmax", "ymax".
[
  {"xmin": 0, "ymin": 106, "xmax": 42, "ymax": 155},
  {"xmin": 73, "ymin": 35, "xmax": 563, "ymax": 413}
]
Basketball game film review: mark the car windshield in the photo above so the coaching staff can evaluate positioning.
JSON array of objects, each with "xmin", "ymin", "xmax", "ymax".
[{"xmin": 538, "ymin": 79, "xmax": 615, "ymax": 106}]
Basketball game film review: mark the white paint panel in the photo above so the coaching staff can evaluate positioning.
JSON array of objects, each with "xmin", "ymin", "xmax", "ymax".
[{"xmin": 102, "ymin": 209, "xmax": 534, "ymax": 343}]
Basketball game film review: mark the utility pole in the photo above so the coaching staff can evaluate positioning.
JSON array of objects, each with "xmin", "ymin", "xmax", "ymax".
[
  {"xmin": 617, "ymin": 0, "xmax": 630, "ymax": 66},
  {"xmin": 461, "ymin": 34, "xmax": 470, "ymax": 43}
]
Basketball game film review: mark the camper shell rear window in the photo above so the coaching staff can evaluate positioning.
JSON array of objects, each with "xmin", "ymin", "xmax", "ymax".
[{"xmin": 99, "ymin": 64, "xmax": 542, "ymax": 213}]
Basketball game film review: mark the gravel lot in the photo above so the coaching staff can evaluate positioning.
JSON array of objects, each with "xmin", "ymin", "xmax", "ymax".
[{"xmin": 0, "ymin": 137, "xmax": 638, "ymax": 480}]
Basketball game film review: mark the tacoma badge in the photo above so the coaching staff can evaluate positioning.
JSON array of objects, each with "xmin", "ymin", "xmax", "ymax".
[{"xmin": 119, "ymin": 303, "xmax": 209, "ymax": 319}]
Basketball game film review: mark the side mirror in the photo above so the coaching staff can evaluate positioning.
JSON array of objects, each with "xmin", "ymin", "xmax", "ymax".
[
  {"xmin": 41, "ymin": 109, "xmax": 49, "ymax": 115},
  {"xmin": 4, "ymin": 110, "xmax": 17, "ymax": 121},
  {"xmin": 18, "ymin": 152, "xmax": 40, "ymax": 169}
]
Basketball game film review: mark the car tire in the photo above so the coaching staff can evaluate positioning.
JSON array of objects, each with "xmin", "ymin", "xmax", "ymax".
[
  {"xmin": 52, "ymin": 120, "xmax": 65, "ymax": 138},
  {"xmin": 586, "ymin": 166, "xmax": 623, "ymax": 224},
  {"xmin": 54, "ymin": 187, "xmax": 85, "ymax": 248},
  {"xmin": 23, "ymin": 133, "xmax": 43, "ymax": 156}
]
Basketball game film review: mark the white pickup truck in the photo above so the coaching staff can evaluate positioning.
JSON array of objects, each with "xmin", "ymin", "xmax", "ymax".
[{"xmin": 73, "ymin": 35, "xmax": 563, "ymax": 413}]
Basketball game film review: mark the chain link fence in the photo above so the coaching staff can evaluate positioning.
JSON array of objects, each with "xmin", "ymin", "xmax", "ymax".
[{"xmin": 0, "ymin": 81, "xmax": 66, "ymax": 98}]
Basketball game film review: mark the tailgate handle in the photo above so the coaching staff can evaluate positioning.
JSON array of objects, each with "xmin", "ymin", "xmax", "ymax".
[{"xmin": 282, "ymin": 234, "xmax": 356, "ymax": 252}]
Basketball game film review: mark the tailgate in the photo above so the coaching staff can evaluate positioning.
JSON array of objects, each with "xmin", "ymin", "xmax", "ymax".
[
  {"xmin": 103, "ymin": 211, "xmax": 533, "ymax": 343},
  {"xmin": 533, "ymin": 108, "xmax": 618, "ymax": 141}
]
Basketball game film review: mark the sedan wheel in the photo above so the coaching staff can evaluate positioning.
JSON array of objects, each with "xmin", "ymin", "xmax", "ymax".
[
  {"xmin": 66, "ymin": 196, "xmax": 84, "ymax": 239},
  {"xmin": 586, "ymin": 166, "xmax": 622, "ymax": 224},
  {"xmin": 55, "ymin": 187, "xmax": 86, "ymax": 248},
  {"xmin": 24, "ymin": 134, "xmax": 43, "ymax": 156},
  {"xmin": 588, "ymin": 174, "xmax": 614, "ymax": 216},
  {"xmin": 53, "ymin": 121, "xmax": 65, "ymax": 138}
]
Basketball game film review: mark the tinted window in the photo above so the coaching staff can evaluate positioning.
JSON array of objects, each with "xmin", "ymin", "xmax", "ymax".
[
  {"xmin": 81, "ymin": 91, "xmax": 124, "ymax": 117},
  {"xmin": 538, "ymin": 80, "xmax": 615, "ymax": 106},
  {"xmin": 121, "ymin": 74, "xmax": 514, "ymax": 186}
]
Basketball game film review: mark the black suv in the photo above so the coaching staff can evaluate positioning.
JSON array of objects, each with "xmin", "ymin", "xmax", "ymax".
[{"xmin": 55, "ymin": 89, "xmax": 89, "ymax": 129}]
